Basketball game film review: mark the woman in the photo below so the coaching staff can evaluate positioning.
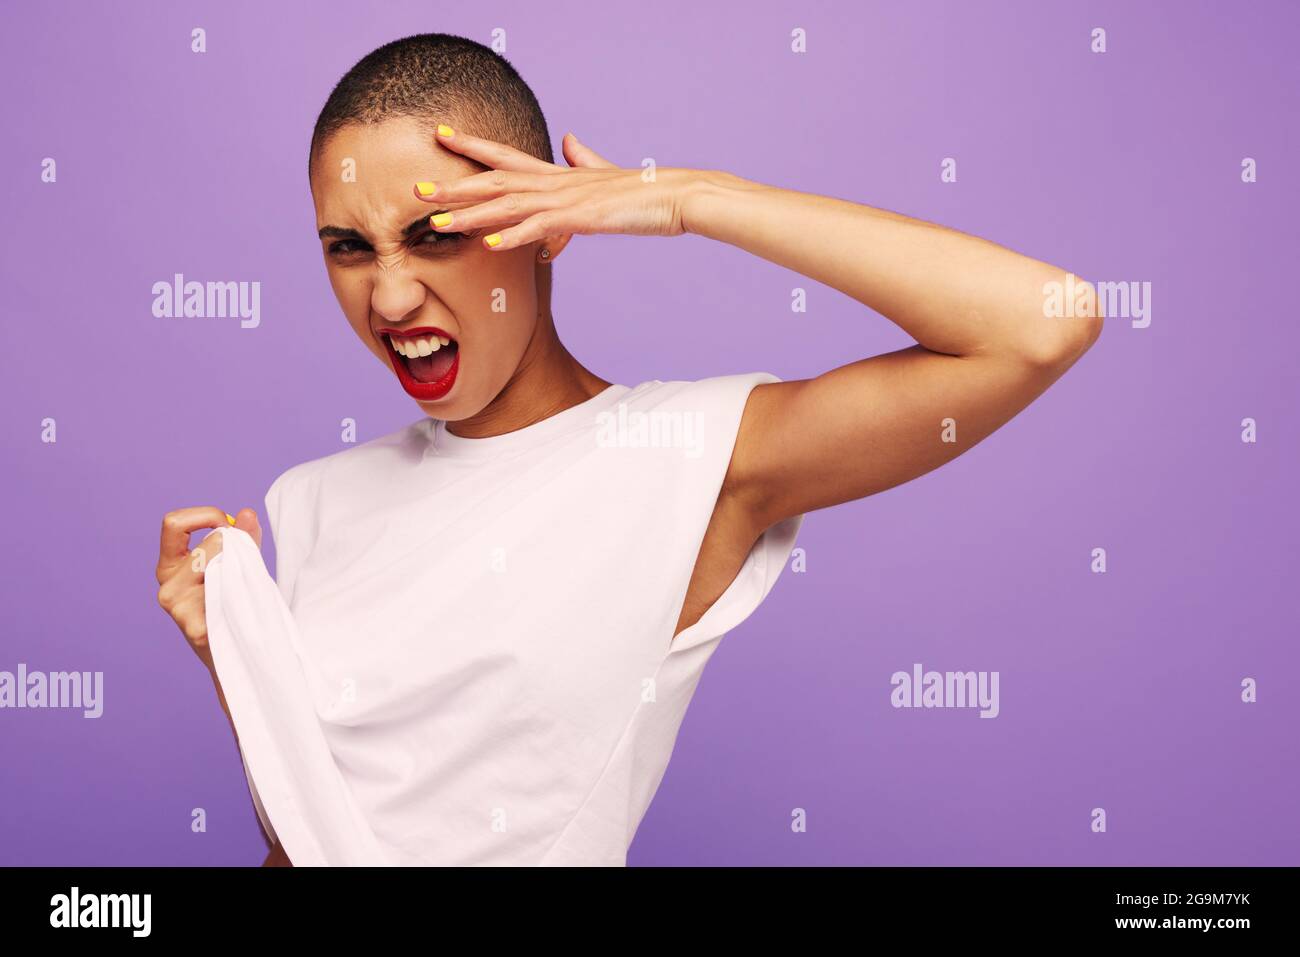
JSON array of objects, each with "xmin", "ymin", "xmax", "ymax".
[{"xmin": 155, "ymin": 33, "xmax": 1101, "ymax": 867}]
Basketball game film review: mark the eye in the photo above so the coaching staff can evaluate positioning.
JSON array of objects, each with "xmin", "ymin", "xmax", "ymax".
[
  {"xmin": 328, "ymin": 239, "xmax": 371, "ymax": 255},
  {"xmin": 415, "ymin": 229, "xmax": 470, "ymax": 247}
]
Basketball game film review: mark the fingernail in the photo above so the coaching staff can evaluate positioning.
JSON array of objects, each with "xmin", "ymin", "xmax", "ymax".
[
  {"xmin": 484, "ymin": 233, "xmax": 503, "ymax": 248},
  {"xmin": 437, "ymin": 124, "xmax": 454, "ymax": 138},
  {"xmin": 430, "ymin": 212, "xmax": 454, "ymax": 228},
  {"xmin": 225, "ymin": 513, "xmax": 237, "ymax": 526},
  {"xmin": 416, "ymin": 181, "xmax": 437, "ymax": 197}
]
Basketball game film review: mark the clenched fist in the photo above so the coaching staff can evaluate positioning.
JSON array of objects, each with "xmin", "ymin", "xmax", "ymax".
[{"xmin": 155, "ymin": 506, "xmax": 262, "ymax": 673}]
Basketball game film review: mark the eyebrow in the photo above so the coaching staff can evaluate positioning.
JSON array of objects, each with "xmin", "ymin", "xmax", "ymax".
[{"xmin": 317, "ymin": 213, "xmax": 446, "ymax": 241}]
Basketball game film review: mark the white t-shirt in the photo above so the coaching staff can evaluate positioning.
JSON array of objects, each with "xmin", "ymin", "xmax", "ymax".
[{"xmin": 204, "ymin": 373, "xmax": 802, "ymax": 865}]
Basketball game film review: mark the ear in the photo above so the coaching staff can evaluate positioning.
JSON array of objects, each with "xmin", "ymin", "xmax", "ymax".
[{"xmin": 534, "ymin": 233, "xmax": 574, "ymax": 264}]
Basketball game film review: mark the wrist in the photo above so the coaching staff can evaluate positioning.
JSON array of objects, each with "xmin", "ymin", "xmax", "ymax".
[
  {"xmin": 678, "ymin": 169, "xmax": 762, "ymax": 237},
  {"xmin": 207, "ymin": 662, "xmax": 229, "ymax": 708}
]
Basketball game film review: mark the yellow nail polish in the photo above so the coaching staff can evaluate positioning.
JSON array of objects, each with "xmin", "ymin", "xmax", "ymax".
[
  {"xmin": 416, "ymin": 181, "xmax": 437, "ymax": 197},
  {"xmin": 437, "ymin": 124, "xmax": 454, "ymax": 138},
  {"xmin": 225, "ymin": 513, "xmax": 237, "ymax": 526},
  {"xmin": 430, "ymin": 212, "xmax": 454, "ymax": 228},
  {"xmin": 484, "ymin": 233, "xmax": 503, "ymax": 248}
]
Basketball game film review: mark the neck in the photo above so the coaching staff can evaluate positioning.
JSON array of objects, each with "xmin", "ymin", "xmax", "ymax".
[{"xmin": 446, "ymin": 310, "xmax": 611, "ymax": 439}]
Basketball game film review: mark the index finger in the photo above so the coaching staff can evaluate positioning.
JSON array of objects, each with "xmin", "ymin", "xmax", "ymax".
[
  {"xmin": 431, "ymin": 122, "xmax": 556, "ymax": 175},
  {"xmin": 158, "ymin": 507, "xmax": 232, "ymax": 570}
]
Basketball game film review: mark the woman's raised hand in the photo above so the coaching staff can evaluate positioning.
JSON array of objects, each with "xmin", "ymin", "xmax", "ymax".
[{"xmin": 412, "ymin": 126, "xmax": 711, "ymax": 249}]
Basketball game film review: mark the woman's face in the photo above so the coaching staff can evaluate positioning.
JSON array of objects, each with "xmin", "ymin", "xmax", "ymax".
[{"xmin": 310, "ymin": 115, "xmax": 542, "ymax": 419}]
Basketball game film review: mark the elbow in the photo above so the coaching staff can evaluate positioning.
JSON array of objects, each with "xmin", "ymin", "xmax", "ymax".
[
  {"xmin": 1015, "ymin": 275, "xmax": 1105, "ymax": 370},
  {"xmin": 1055, "ymin": 280, "xmax": 1104, "ymax": 363}
]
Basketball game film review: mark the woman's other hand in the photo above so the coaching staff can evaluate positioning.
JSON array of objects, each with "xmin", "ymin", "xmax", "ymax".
[{"xmin": 155, "ymin": 507, "xmax": 262, "ymax": 672}]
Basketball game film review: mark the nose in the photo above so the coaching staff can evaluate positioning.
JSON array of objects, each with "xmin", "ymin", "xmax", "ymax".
[{"xmin": 370, "ymin": 265, "xmax": 426, "ymax": 325}]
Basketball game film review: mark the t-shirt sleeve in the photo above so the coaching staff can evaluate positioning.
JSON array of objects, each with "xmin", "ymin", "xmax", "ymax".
[{"xmin": 667, "ymin": 372, "xmax": 804, "ymax": 655}]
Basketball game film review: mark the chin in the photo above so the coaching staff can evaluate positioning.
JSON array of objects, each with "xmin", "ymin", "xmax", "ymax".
[{"xmin": 413, "ymin": 383, "xmax": 490, "ymax": 422}]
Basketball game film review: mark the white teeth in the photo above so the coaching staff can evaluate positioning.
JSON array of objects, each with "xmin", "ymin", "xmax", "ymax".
[{"xmin": 390, "ymin": 334, "xmax": 452, "ymax": 358}]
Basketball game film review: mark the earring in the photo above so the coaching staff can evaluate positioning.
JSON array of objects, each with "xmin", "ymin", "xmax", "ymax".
[{"xmin": 539, "ymin": 248, "xmax": 550, "ymax": 260}]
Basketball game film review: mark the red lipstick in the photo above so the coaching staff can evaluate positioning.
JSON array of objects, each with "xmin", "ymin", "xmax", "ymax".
[{"xmin": 379, "ymin": 326, "xmax": 460, "ymax": 402}]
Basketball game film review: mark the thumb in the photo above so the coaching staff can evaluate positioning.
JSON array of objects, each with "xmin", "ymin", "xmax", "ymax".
[
  {"xmin": 562, "ymin": 131, "xmax": 618, "ymax": 169},
  {"xmin": 232, "ymin": 508, "xmax": 263, "ymax": 549}
]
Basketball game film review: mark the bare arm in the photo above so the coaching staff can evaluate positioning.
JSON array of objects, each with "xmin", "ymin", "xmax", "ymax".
[
  {"xmin": 262, "ymin": 840, "xmax": 293, "ymax": 867},
  {"xmin": 411, "ymin": 135, "xmax": 1099, "ymax": 519},
  {"xmin": 677, "ymin": 170, "xmax": 1103, "ymax": 528}
]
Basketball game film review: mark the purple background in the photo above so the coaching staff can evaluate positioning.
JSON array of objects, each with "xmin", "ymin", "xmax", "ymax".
[{"xmin": 2, "ymin": 0, "xmax": 1296, "ymax": 866}]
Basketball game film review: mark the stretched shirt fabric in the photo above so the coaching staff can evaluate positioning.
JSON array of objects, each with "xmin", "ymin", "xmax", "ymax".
[{"xmin": 203, "ymin": 373, "xmax": 803, "ymax": 866}]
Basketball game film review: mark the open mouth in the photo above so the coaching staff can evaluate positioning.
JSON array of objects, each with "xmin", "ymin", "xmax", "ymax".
[{"xmin": 381, "ymin": 327, "xmax": 460, "ymax": 401}]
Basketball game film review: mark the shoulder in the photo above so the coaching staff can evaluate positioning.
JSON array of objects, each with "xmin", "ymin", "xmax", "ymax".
[
  {"xmin": 264, "ymin": 419, "xmax": 426, "ymax": 511},
  {"xmin": 602, "ymin": 374, "xmax": 785, "ymax": 517},
  {"xmin": 605, "ymin": 373, "xmax": 785, "ymax": 457},
  {"xmin": 592, "ymin": 373, "xmax": 783, "ymax": 460},
  {"xmin": 616, "ymin": 372, "xmax": 783, "ymax": 415}
]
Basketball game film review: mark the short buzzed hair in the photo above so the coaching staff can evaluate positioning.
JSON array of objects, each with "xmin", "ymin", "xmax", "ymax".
[{"xmin": 309, "ymin": 33, "xmax": 553, "ymax": 177}]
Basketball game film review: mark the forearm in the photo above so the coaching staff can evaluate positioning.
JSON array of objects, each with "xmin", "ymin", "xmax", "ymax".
[
  {"xmin": 680, "ymin": 170, "xmax": 1097, "ymax": 362},
  {"xmin": 210, "ymin": 667, "xmax": 238, "ymax": 742},
  {"xmin": 263, "ymin": 840, "xmax": 293, "ymax": 867},
  {"xmin": 211, "ymin": 665, "xmax": 288, "ymax": 863}
]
